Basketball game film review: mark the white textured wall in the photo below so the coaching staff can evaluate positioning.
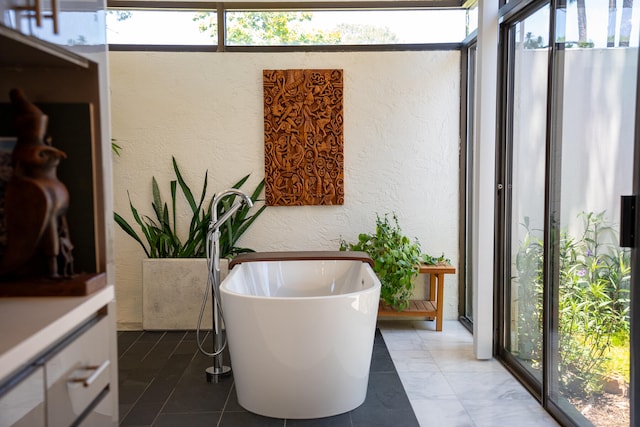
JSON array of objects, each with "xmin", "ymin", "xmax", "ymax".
[{"xmin": 110, "ymin": 51, "xmax": 461, "ymax": 328}]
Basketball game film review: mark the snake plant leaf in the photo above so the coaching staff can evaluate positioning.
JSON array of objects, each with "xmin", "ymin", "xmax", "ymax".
[
  {"xmin": 181, "ymin": 159, "xmax": 207, "ymax": 214},
  {"xmin": 232, "ymin": 174, "xmax": 250, "ymax": 189},
  {"xmin": 249, "ymin": 179, "xmax": 265, "ymax": 201},
  {"xmin": 234, "ymin": 204, "xmax": 267, "ymax": 239},
  {"xmin": 232, "ymin": 180, "xmax": 265, "ymax": 225},
  {"xmin": 171, "ymin": 180, "xmax": 177, "ymax": 233},
  {"xmin": 114, "ymin": 212, "xmax": 150, "ymax": 258},
  {"xmin": 152, "ymin": 177, "xmax": 163, "ymax": 221},
  {"xmin": 115, "ymin": 160, "xmax": 266, "ymax": 258}
]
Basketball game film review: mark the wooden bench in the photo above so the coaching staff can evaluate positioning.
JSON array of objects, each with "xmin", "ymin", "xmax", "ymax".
[{"xmin": 377, "ymin": 264, "xmax": 456, "ymax": 331}]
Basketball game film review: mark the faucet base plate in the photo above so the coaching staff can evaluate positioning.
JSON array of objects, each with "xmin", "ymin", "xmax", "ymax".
[{"xmin": 205, "ymin": 365, "xmax": 232, "ymax": 383}]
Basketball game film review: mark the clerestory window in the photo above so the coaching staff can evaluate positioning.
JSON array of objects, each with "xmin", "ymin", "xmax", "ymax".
[{"xmin": 107, "ymin": 1, "xmax": 478, "ymax": 51}]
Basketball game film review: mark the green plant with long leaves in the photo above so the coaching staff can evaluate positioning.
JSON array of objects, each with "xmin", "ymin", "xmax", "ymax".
[
  {"xmin": 514, "ymin": 216, "xmax": 544, "ymax": 361},
  {"xmin": 114, "ymin": 157, "xmax": 266, "ymax": 258},
  {"xmin": 340, "ymin": 213, "xmax": 430, "ymax": 311},
  {"xmin": 557, "ymin": 211, "xmax": 630, "ymax": 396},
  {"xmin": 514, "ymin": 211, "xmax": 630, "ymax": 398}
]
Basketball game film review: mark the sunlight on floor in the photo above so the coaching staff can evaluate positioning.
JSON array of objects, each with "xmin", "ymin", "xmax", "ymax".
[{"xmin": 379, "ymin": 320, "xmax": 560, "ymax": 427}]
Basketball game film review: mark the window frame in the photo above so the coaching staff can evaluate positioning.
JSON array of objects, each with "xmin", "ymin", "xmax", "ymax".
[{"xmin": 107, "ymin": 0, "xmax": 472, "ymax": 51}]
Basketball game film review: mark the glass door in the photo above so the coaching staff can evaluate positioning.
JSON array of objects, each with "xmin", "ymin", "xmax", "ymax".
[
  {"xmin": 501, "ymin": 4, "xmax": 551, "ymax": 387},
  {"xmin": 547, "ymin": 0, "xmax": 635, "ymax": 424},
  {"xmin": 498, "ymin": 0, "xmax": 639, "ymax": 425}
]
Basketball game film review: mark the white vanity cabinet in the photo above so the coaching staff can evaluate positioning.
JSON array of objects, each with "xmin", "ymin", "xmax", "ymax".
[
  {"xmin": 0, "ymin": 367, "xmax": 45, "ymax": 426},
  {"xmin": 0, "ymin": 286, "xmax": 118, "ymax": 427},
  {"xmin": 45, "ymin": 316, "xmax": 112, "ymax": 427}
]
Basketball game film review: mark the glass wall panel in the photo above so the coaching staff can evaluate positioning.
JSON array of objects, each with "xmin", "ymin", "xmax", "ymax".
[
  {"xmin": 225, "ymin": 9, "xmax": 469, "ymax": 45},
  {"xmin": 550, "ymin": 0, "xmax": 637, "ymax": 424},
  {"xmin": 462, "ymin": 41, "xmax": 478, "ymax": 324},
  {"xmin": 500, "ymin": 0, "xmax": 638, "ymax": 424},
  {"xmin": 466, "ymin": 4, "xmax": 479, "ymax": 36},
  {"xmin": 506, "ymin": 5, "xmax": 550, "ymax": 382},
  {"xmin": 106, "ymin": 9, "xmax": 216, "ymax": 45}
]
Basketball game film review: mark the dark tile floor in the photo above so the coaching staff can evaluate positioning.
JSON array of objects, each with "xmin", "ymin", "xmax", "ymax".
[{"xmin": 118, "ymin": 328, "xmax": 419, "ymax": 427}]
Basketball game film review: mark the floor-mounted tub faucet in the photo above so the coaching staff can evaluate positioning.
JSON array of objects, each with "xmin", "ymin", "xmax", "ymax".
[{"xmin": 198, "ymin": 188, "xmax": 253, "ymax": 382}]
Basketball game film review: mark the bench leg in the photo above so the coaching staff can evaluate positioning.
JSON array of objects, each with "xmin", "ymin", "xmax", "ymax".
[{"xmin": 434, "ymin": 274, "xmax": 444, "ymax": 331}]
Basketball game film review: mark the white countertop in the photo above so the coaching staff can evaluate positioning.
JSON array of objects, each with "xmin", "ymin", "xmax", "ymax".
[{"xmin": 0, "ymin": 284, "xmax": 115, "ymax": 381}]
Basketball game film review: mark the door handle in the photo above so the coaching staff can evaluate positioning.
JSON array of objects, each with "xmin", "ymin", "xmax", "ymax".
[{"xmin": 620, "ymin": 195, "xmax": 636, "ymax": 248}]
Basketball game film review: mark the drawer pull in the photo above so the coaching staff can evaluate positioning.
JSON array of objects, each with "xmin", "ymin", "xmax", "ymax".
[{"xmin": 69, "ymin": 360, "xmax": 110, "ymax": 387}]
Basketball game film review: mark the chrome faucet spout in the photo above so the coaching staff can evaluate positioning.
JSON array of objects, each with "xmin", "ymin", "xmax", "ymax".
[{"xmin": 211, "ymin": 189, "xmax": 254, "ymax": 228}]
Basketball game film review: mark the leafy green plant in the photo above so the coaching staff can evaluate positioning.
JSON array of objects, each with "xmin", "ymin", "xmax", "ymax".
[
  {"xmin": 557, "ymin": 211, "xmax": 630, "ymax": 396},
  {"xmin": 339, "ymin": 213, "xmax": 444, "ymax": 311},
  {"xmin": 514, "ymin": 211, "xmax": 630, "ymax": 397},
  {"xmin": 514, "ymin": 216, "xmax": 544, "ymax": 361},
  {"xmin": 114, "ymin": 156, "xmax": 266, "ymax": 258},
  {"xmin": 421, "ymin": 252, "xmax": 450, "ymax": 266}
]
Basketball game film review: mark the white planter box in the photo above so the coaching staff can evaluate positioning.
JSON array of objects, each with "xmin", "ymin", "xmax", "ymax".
[{"xmin": 142, "ymin": 258, "xmax": 229, "ymax": 330}]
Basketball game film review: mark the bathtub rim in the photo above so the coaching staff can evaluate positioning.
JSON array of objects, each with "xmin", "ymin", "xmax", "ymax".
[
  {"xmin": 220, "ymin": 260, "xmax": 381, "ymax": 301},
  {"xmin": 228, "ymin": 250, "xmax": 374, "ymax": 269}
]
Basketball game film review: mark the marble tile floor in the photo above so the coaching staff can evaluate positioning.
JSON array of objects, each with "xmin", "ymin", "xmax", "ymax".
[{"xmin": 378, "ymin": 319, "xmax": 560, "ymax": 427}]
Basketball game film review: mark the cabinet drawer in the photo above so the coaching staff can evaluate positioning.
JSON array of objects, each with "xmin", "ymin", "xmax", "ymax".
[
  {"xmin": 77, "ymin": 389, "xmax": 114, "ymax": 427},
  {"xmin": 0, "ymin": 367, "xmax": 45, "ymax": 427},
  {"xmin": 45, "ymin": 316, "xmax": 110, "ymax": 427}
]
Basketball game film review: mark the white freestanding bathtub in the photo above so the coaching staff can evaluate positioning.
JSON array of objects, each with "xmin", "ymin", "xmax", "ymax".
[{"xmin": 220, "ymin": 251, "xmax": 381, "ymax": 419}]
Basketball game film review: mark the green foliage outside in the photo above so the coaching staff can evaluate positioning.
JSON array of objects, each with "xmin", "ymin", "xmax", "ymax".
[
  {"xmin": 110, "ymin": 10, "xmax": 132, "ymax": 21},
  {"xmin": 515, "ymin": 211, "xmax": 630, "ymax": 398},
  {"xmin": 193, "ymin": 11, "xmax": 398, "ymax": 45},
  {"xmin": 193, "ymin": 12, "xmax": 218, "ymax": 40},
  {"xmin": 340, "ymin": 213, "xmax": 448, "ymax": 311},
  {"xmin": 114, "ymin": 157, "xmax": 266, "ymax": 259},
  {"xmin": 514, "ymin": 216, "xmax": 543, "ymax": 360},
  {"xmin": 523, "ymin": 32, "xmax": 546, "ymax": 49}
]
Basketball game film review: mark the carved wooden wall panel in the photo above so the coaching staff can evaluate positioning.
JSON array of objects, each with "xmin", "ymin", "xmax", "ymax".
[{"xmin": 263, "ymin": 69, "xmax": 344, "ymax": 206}]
